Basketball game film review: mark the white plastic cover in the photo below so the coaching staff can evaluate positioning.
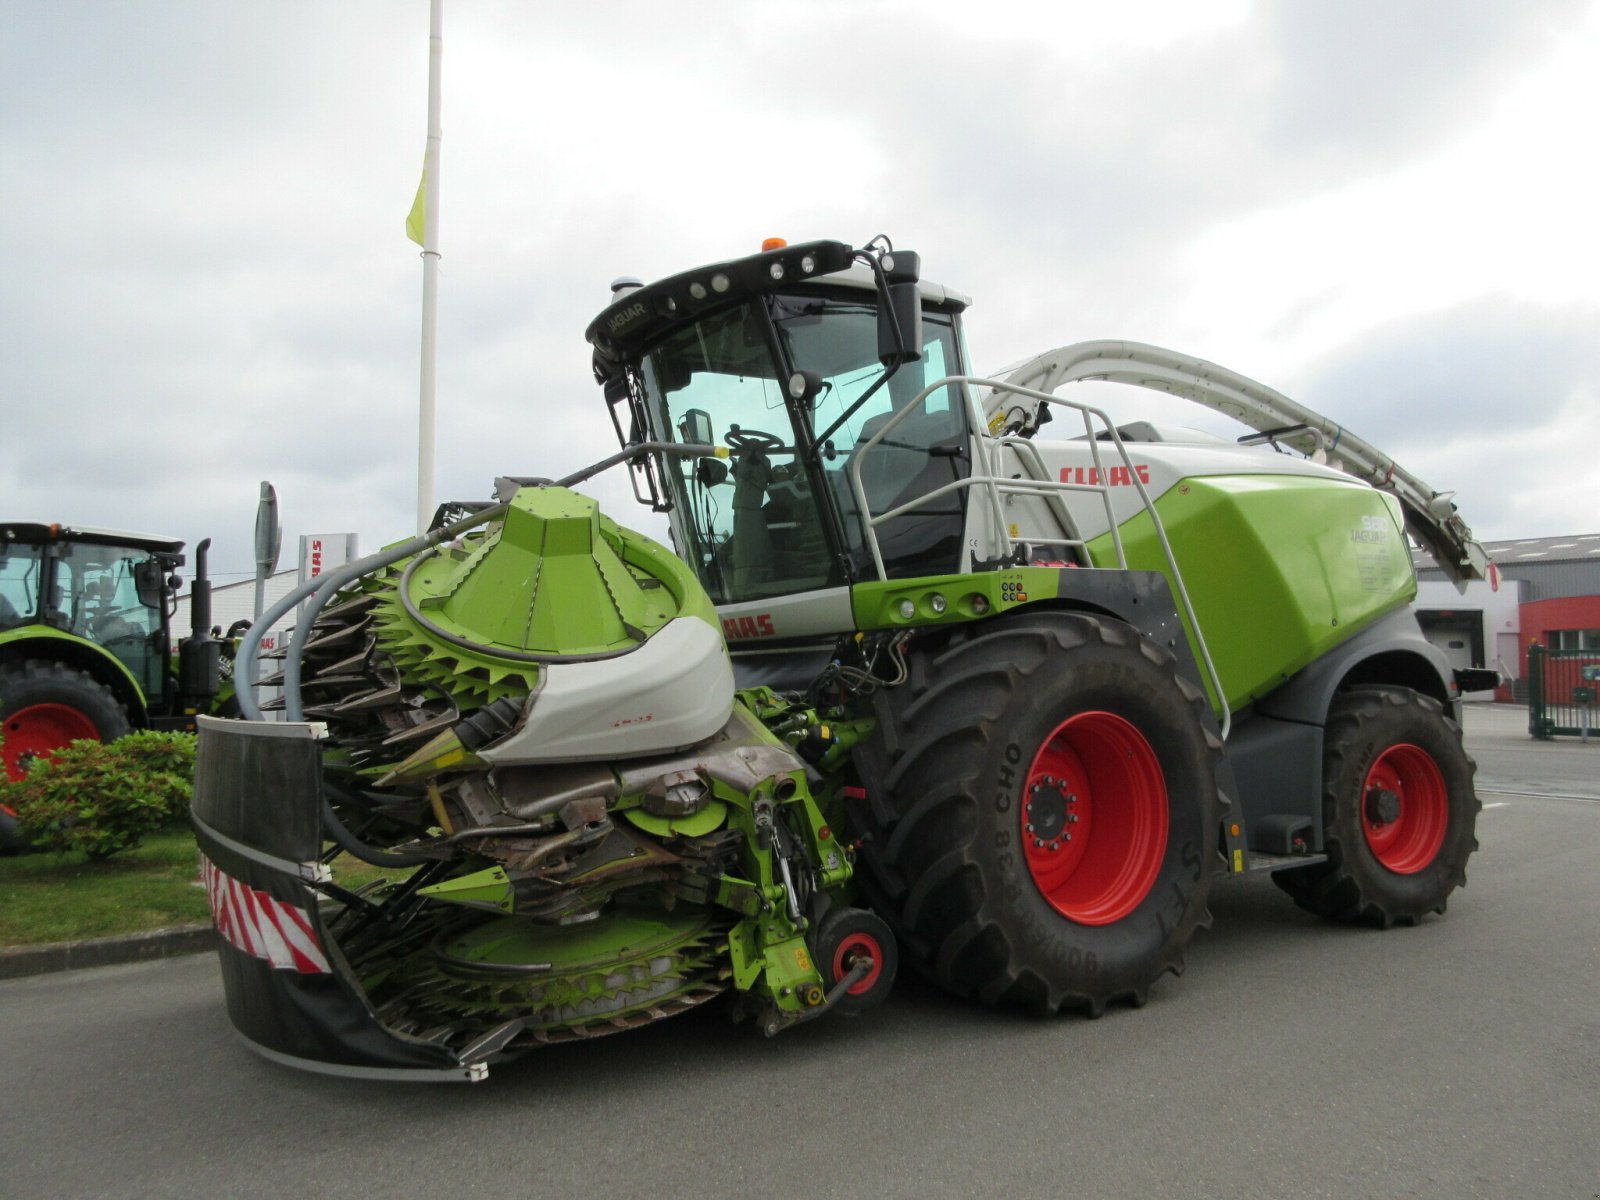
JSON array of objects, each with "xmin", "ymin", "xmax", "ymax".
[{"xmin": 478, "ymin": 617, "xmax": 735, "ymax": 764}]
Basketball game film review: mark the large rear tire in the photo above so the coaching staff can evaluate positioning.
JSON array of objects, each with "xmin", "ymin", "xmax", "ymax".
[
  {"xmin": 1273, "ymin": 686, "xmax": 1478, "ymax": 927},
  {"xmin": 0, "ymin": 660, "xmax": 131, "ymax": 781},
  {"xmin": 852, "ymin": 612, "xmax": 1223, "ymax": 1016}
]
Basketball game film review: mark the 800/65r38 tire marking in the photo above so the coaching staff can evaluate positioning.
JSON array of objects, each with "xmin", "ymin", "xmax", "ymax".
[{"xmin": 852, "ymin": 612, "xmax": 1224, "ymax": 1017}]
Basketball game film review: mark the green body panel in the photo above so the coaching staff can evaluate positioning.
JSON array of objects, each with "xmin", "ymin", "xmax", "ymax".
[
  {"xmin": 0, "ymin": 625, "xmax": 149, "ymax": 710},
  {"xmin": 359, "ymin": 487, "xmax": 719, "ymax": 712},
  {"xmin": 622, "ymin": 797, "xmax": 730, "ymax": 839},
  {"xmin": 400, "ymin": 905, "xmax": 730, "ymax": 1035},
  {"xmin": 440, "ymin": 904, "xmax": 711, "ymax": 970},
  {"xmin": 418, "ymin": 865, "xmax": 516, "ymax": 913},
  {"xmin": 408, "ymin": 490, "xmax": 679, "ymax": 657},
  {"xmin": 849, "ymin": 567, "xmax": 1062, "ymax": 632},
  {"xmin": 1087, "ymin": 475, "xmax": 1415, "ymax": 710}
]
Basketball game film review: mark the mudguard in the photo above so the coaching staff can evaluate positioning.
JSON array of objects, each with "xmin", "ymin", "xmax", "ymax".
[{"xmin": 190, "ymin": 715, "xmax": 488, "ymax": 1082}]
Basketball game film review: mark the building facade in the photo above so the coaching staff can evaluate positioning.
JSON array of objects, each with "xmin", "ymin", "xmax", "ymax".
[{"xmin": 1414, "ymin": 534, "xmax": 1600, "ymax": 702}]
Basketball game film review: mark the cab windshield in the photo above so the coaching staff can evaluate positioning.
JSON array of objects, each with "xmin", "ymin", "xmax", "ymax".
[
  {"xmin": 0, "ymin": 540, "xmax": 168, "ymax": 696},
  {"xmin": 640, "ymin": 291, "xmax": 970, "ymax": 605}
]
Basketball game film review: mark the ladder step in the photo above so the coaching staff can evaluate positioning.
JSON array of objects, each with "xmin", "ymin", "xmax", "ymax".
[{"xmin": 1242, "ymin": 851, "xmax": 1327, "ymax": 874}]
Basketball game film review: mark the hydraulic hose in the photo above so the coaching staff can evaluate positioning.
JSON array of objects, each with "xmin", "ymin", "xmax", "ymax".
[
  {"xmin": 235, "ymin": 501, "xmax": 509, "ymax": 722},
  {"xmin": 319, "ymin": 777, "xmax": 439, "ymax": 868}
]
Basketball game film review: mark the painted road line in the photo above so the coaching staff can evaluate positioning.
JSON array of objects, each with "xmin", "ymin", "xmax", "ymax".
[{"xmin": 1476, "ymin": 788, "xmax": 1600, "ymax": 805}]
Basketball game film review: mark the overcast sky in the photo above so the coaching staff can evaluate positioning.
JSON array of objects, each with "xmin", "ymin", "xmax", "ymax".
[{"xmin": 4, "ymin": 1, "xmax": 1597, "ymax": 586}]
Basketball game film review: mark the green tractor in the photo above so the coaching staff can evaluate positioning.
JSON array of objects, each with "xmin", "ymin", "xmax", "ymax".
[
  {"xmin": 195, "ymin": 237, "xmax": 1491, "ymax": 1080},
  {"xmin": 0, "ymin": 523, "xmax": 220, "ymax": 788}
]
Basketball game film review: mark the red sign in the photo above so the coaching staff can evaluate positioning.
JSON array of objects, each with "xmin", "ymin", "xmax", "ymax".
[
  {"xmin": 722, "ymin": 613, "xmax": 776, "ymax": 640},
  {"xmin": 1058, "ymin": 464, "xmax": 1151, "ymax": 487}
]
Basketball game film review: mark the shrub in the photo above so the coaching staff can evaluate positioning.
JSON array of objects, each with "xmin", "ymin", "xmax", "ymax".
[{"xmin": 0, "ymin": 731, "xmax": 198, "ymax": 860}]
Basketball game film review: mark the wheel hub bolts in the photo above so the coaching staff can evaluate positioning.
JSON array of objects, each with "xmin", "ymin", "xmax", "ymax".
[
  {"xmin": 1026, "ymin": 777, "xmax": 1075, "ymax": 850},
  {"xmin": 1365, "ymin": 786, "xmax": 1401, "ymax": 826}
]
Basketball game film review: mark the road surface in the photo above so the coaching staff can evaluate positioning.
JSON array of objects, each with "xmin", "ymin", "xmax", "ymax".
[{"xmin": 4, "ymin": 705, "xmax": 1596, "ymax": 1199}]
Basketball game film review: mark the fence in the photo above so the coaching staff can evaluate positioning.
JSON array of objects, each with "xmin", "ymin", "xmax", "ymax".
[{"xmin": 1527, "ymin": 644, "xmax": 1600, "ymax": 741}]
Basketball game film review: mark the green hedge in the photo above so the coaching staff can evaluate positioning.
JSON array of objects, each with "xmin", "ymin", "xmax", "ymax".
[{"xmin": 0, "ymin": 731, "xmax": 197, "ymax": 860}]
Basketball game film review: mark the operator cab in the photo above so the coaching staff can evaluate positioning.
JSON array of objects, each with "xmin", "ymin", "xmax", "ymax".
[
  {"xmin": 0, "ymin": 523, "xmax": 183, "ymax": 699},
  {"xmin": 587, "ymin": 239, "xmax": 976, "ymax": 607}
]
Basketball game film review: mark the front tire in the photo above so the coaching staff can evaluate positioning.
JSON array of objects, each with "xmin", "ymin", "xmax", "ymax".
[
  {"xmin": 853, "ymin": 613, "xmax": 1224, "ymax": 1016},
  {"xmin": 0, "ymin": 659, "xmax": 131, "ymax": 781},
  {"xmin": 1273, "ymin": 686, "xmax": 1479, "ymax": 927}
]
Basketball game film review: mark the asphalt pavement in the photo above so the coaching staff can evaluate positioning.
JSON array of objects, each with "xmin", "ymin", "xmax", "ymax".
[{"xmin": 3, "ymin": 704, "xmax": 1596, "ymax": 1200}]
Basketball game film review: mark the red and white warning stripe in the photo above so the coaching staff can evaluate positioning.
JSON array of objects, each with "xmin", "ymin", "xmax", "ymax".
[{"xmin": 201, "ymin": 855, "xmax": 331, "ymax": 975}]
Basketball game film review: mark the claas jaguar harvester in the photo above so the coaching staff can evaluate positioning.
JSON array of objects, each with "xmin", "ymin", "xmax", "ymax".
[{"xmin": 194, "ymin": 237, "xmax": 1492, "ymax": 1080}]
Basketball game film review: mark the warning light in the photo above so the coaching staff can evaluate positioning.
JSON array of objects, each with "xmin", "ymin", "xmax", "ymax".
[
  {"xmin": 761, "ymin": 237, "xmax": 788, "ymax": 251},
  {"xmin": 1231, "ymin": 823, "xmax": 1241, "ymax": 837}
]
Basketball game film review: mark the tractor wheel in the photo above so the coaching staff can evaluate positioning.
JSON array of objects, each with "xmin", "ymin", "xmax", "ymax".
[
  {"xmin": 852, "ymin": 612, "xmax": 1223, "ymax": 1016},
  {"xmin": 1273, "ymin": 686, "xmax": 1478, "ymax": 927},
  {"xmin": 0, "ymin": 659, "xmax": 131, "ymax": 781}
]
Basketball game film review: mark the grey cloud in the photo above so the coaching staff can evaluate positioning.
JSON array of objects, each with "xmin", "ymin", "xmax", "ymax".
[
  {"xmin": 1296, "ymin": 296, "xmax": 1600, "ymax": 441},
  {"xmin": 1258, "ymin": 0, "xmax": 1590, "ymax": 163},
  {"xmin": 5, "ymin": 1, "xmax": 1595, "ymax": 579}
]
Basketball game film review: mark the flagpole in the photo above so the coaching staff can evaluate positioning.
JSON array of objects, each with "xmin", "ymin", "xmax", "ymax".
[{"xmin": 416, "ymin": 0, "xmax": 443, "ymax": 534}]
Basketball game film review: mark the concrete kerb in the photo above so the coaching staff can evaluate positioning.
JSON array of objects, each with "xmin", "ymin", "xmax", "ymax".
[{"xmin": 0, "ymin": 924, "xmax": 216, "ymax": 980}]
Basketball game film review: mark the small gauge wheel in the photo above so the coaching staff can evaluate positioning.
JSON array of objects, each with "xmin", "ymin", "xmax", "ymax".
[{"xmin": 814, "ymin": 906, "xmax": 897, "ymax": 1014}]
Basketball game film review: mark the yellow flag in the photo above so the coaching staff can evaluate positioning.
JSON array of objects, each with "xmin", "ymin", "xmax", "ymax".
[{"xmin": 405, "ymin": 170, "xmax": 426, "ymax": 245}]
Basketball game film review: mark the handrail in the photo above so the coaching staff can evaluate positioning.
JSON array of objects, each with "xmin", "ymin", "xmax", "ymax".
[
  {"xmin": 845, "ymin": 374, "xmax": 1230, "ymax": 738},
  {"xmin": 990, "ymin": 340, "xmax": 1491, "ymax": 587}
]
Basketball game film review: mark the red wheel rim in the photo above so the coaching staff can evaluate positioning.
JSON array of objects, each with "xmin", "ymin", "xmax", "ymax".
[
  {"xmin": 1361, "ymin": 743, "xmax": 1447, "ymax": 874},
  {"xmin": 2, "ymin": 704, "xmax": 101, "ymax": 781},
  {"xmin": 831, "ymin": 932, "xmax": 883, "ymax": 995},
  {"xmin": 1021, "ymin": 710, "xmax": 1168, "ymax": 926}
]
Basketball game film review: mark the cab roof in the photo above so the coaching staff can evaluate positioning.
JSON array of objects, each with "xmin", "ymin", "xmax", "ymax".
[
  {"xmin": 0, "ymin": 522, "xmax": 184, "ymax": 554},
  {"xmin": 585, "ymin": 238, "xmax": 970, "ymax": 382}
]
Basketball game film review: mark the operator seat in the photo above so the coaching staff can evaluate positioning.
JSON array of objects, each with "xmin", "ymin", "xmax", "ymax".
[
  {"xmin": 729, "ymin": 446, "xmax": 775, "ymax": 595},
  {"xmin": 843, "ymin": 406, "xmax": 967, "ymax": 576}
]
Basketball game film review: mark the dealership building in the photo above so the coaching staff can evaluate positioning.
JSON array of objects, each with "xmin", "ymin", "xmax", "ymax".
[{"xmin": 1414, "ymin": 534, "xmax": 1600, "ymax": 702}]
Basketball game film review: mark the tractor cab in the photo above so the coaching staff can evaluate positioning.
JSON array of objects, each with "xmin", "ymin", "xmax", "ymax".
[
  {"xmin": 586, "ymin": 239, "xmax": 978, "ymax": 608},
  {"xmin": 0, "ymin": 524, "xmax": 185, "ymax": 701}
]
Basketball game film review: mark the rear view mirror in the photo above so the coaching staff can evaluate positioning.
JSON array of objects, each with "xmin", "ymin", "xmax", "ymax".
[
  {"xmin": 877, "ymin": 250, "xmax": 924, "ymax": 368},
  {"xmin": 132, "ymin": 559, "xmax": 164, "ymax": 609}
]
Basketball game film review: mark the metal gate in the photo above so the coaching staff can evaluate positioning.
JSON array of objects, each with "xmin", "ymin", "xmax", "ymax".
[{"xmin": 1527, "ymin": 644, "xmax": 1600, "ymax": 741}]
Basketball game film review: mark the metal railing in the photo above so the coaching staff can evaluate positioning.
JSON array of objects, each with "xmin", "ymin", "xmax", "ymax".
[
  {"xmin": 846, "ymin": 375, "xmax": 1230, "ymax": 738},
  {"xmin": 1527, "ymin": 644, "xmax": 1600, "ymax": 742}
]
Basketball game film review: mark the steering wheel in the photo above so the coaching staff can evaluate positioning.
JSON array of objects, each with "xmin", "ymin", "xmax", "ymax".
[{"xmin": 725, "ymin": 425, "xmax": 785, "ymax": 453}]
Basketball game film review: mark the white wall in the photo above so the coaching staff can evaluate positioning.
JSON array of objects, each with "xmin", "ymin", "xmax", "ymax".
[{"xmin": 1413, "ymin": 576, "xmax": 1522, "ymax": 697}]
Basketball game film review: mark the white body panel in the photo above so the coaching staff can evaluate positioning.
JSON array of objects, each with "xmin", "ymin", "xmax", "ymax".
[
  {"xmin": 984, "ymin": 340, "xmax": 1490, "ymax": 584},
  {"xmin": 717, "ymin": 586, "xmax": 854, "ymax": 643},
  {"xmin": 480, "ymin": 617, "xmax": 734, "ymax": 764},
  {"xmin": 993, "ymin": 436, "xmax": 1355, "ymax": 550}
]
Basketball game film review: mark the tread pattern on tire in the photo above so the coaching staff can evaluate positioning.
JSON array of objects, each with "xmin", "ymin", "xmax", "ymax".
[
  {"xmin": 1273, "ymin": 685, "xmax": 1479, "ymax": 928},
  {"xmin": 0, "ymin": 657, "xmax": 132, "ymax": 752},
  {"xmin": 851, "ymin": 611, "xmax": 1225, "ymax": 1016}
]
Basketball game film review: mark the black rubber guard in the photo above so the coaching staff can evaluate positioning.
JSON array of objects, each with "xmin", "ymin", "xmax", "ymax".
[{"xmin": 190, "ymin": 715, "xmax": 482, "ymax": 1081}]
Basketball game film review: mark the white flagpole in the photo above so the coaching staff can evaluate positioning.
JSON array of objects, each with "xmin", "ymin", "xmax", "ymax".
[{"xmin": 416, "ymin": 0, "xmax": 443, "ymax": 534}]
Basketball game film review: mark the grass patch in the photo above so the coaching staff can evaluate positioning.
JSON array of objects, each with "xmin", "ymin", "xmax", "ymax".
[
  {"xmin": 0, "ymin": 825, "xmax": 211, "ymax": 947},
  {"xmin": 0, "ymin": 826, "xmax": 413, "ymax": 948}
]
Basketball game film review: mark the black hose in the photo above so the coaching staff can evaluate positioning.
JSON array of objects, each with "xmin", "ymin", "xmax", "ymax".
[{"xmin": 320, "ymin": 778, "xmax": 440, "ymax": 867}]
